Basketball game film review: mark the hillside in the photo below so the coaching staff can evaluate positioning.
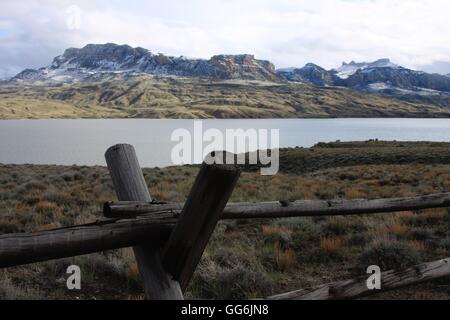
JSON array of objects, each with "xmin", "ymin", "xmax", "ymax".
[
  {"xmin": 241, "ymin": 141, "xmax": 450, "ymax": 175},
  {"xmin": 2, "ymin": 74, "xmax": 450, "ymax": 119}
]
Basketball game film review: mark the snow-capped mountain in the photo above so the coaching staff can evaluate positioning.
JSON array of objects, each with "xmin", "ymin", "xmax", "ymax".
[
  {"xmin": 10, "ymin": 43, "xmax": 277, "ymax": 83},
  {"xmin": 277, "ymin": 63, "xmax": 337, "ymax": 86},
  {"xmin": 333, "ymin": 59, "xmax": 399, "ymax": 79},
  {"xmin": 343, "ymin": 66, "xmax": 450, "ymax": 93},
  {"xmin": 8, "ymin": 44, "xmax": 450, "ymax": 103},
  {"xmin": 277, "ymin": 59, "xmax": 450, "ymax": 97}
]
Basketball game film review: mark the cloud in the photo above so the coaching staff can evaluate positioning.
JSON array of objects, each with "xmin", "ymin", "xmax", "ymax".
[
  {"xmin": 1, "ymin": 0, "xmax": 450, "ymax": 78},
  {"xmin": 418, "ymin": 61, "xmax": 450, "ymax": 75}
]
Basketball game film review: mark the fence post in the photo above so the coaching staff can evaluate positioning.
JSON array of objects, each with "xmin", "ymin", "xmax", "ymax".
[
  {"xmin": 162, "ymin": 158, "xmax": 241, "ymax": 290},
  {"xmin": 105, "ymin": 144, "xmax": 183, "ymax": 300}
]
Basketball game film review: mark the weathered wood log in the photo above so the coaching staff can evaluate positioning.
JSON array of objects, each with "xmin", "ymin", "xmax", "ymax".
[
  {"xmin": 0, "ymin": 214, "xmax": 176, "ymax": 268},
  {"xmin": 105, "ymin": 144, "xmax": 183, "ymax": 300},
  {"xmin": 3, "ymin": 192, "xmax": 450, "ymax": 268},
  {"xmin": 162, "ymin": 161, "xmax": 240, "ymax": 291},
  {"xmin": 104, "ymin": 192, "xmax": 450, "ymax": 219},
  {"xmin": 268, "ymin": 257, "xmax": 450, "ymax": 300},
  {"xmin": 103, "ymin": 201, "xmax": 183, "ymax": 219}
]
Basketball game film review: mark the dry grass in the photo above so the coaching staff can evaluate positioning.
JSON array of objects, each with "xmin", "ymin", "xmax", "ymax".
[
  {"xmin": 2, "ymin": 74, "xmax": 450, "ymax": 120},
  {"xmin": 319, "ymin": 236, "xmax": 346, "ymax": 254},
  {"xmin": 127, "ymin": 262, "xmax": 140, "ymax": 282},
  {"xmin": 383, "ymin": 221, "xmax": 409, "ymax": 238},
  {"xmin": 0, "ymin": 95, "xmax": 127, "ymax": 119},
  {"xmin": 397, "ymin": 211, "xmax": 416, "ymax": 222},
  {"xmin": 0, "ymin": 142, "xmax": 449, "ymax": 299},
  {"xmin": 414, "ymin": 291, "xmax": 435, "ymax": 300},
  {"xmin": 408, "ymin": 240, "xmax": 427, "ymax": 252},
  {"xmin": 261, "ymin": 225, "xmax": 291, "ymax": 238},
  {"xmin": 34, "ymin": 201, "xmax": 58, "ymax": 214},
  {"xmin": 423, "ymin": 209, "xmax": 448, "ymax": 223},
  {"xmin": 274, "ymin": 242, "xmax": 296, "ymax": 272}
]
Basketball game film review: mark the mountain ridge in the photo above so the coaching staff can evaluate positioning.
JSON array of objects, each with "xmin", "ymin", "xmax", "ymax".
[
  {"xmin": 11, "ymin": 43, "xmax": 277, "ymax": 83},
  {"xmin": 10, "ymin": 44, "xmax": 450, "ymax": 94},
  {"xmin": 6, "ymin": 43, "xmax": 450, "ymax": 115}
]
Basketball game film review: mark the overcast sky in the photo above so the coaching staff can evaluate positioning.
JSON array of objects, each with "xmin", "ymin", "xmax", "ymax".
[{"xmin": 1, "ymin": 0, "xmax": 450, "ymax": 79}]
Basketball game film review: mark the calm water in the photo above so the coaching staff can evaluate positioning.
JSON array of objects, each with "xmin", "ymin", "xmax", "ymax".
[{"xmin": 1, "ymin": 119, "xmax": 450, "ymax": 168}]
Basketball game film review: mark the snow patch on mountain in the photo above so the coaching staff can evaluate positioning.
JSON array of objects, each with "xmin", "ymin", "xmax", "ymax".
[
  {"xmin": 276, "ymin": 67, "xmax": 296, "ymax": 73},
  {"xmin": 367, "ymin": 81, "xmax": 448, "ymax": 97},
  {"xmin": 334, "ymin": 59, "xmax": 399, "ymax": 79}
]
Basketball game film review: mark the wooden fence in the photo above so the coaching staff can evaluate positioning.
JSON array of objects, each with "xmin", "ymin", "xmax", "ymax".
[{"xmin": 1, "ymin": 144, "xmax": 449, "ymax": 300}]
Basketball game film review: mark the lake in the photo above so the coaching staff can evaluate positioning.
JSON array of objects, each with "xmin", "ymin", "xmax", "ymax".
[{"xmin": 1, "ymin": 118, "xmax": 450, "ymax": 168}]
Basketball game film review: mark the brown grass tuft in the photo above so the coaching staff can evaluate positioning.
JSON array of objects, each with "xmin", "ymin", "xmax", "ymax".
[
  {"xmin": 274, "ymin": 241, "xmax": 296, "ymax": 271},
  {"xmin": 320, "ymin": 236, "xmax": 345, "ymax": 254},
  {"xmin": 414, "ymin": 291, "xmax": 434, "ymax": 300},
  {"xmin": 127, "ymin": 262, "xmax": 140, "ymax": 282},
  {"xmin": 261, "ymin": 225, "xmax": 291, "ymax": 238},
  {"xmin": 34, "ymin": 201, "xmax": 58, "ymax": 214},
  {"xmin": 408, "ymin": 240, "xmax": 426, "ymax": 252}
]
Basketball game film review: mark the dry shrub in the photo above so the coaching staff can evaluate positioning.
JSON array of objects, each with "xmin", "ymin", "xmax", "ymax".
[
  {"xmin": 74, "ymin": 215, "xmax": 97, "ymax": 226},
  {"xmin": 414, "ymin": 291, "xmax": 434, "ymax": 300},
  {"xmin": 127, "ymin": 262, "xmax": 140, "ymax": 282},
  {"xmin": 243, "ymin": 184, "xmax": 258, "ymax": 197},
  {"xmin": 356, "ymin": 240, "xmax": 422, "ymax": 274},
  {"xmin": 361, "ymin": 179, "xmax": 382, "ymax": 187},
  {"xmin": 189, "ymin": 255, "xmax": 273, "ymax": 300},
  {"xmin": 322, "ymin": 217, "xmax": 349, "ymax": 236},
  {"xmin": 41, "ymin": 190, "xmax": 71, "ymax": 205},
  {"xmin": 36, "ymin": 222, "xmax": 62, "ymax": 232},
  {"xmin": 34, "ymin": 201, "xmax": 58, "ymax": 214},
  {"xmin": 52, "ymin": 209, "xmax": 64, "ymax": 221},
  {"xmin": 0, "ymin": 274, "xmax": 17, "ymax": 300},
  {"xmin": 320, "ymin": 236, "xmax": 345, "ymax": 254},
  {"xmin": 0, "ymin": 272, "xmax": 42, "ymax": 300},
  {"xmin": 345, "ymin": 188, "xmax": 365, "ymax": 199},
  {"xmin": 262, "ymin": 225, "xmax": 291, "ymax": 238},
  {"xmin": 397, "ymin": 211, "xmax": 415, "ymax": 223},
  {"xmin": 423, "ymin": 208, "xmax": 448, "ymax": 223},
  {"xmin": 0, "ymin": 221, "xmax": 19, "ymax": 234},
  {"xmin": 367, "ymin": 216, "xmax": 409, "ymax": 240},
  {"xmin": 17, "ymin": 180, "xmax": 47, "ymax": 195},
  {"xmin": 151, "ymin": 180, "xmax": 175, "ymax": 201},
  {"xmin": 383, "ymin": 222, "xmax": 409, "ymax": 238},
  {"xmin": 14, "ymin": 203, "xmax": 28, "ymax": 214},
  {"xmin": 274, "ymin": 241, "xmax": 296, "ymax": 271},
  {"xmin": 408, "ymin": 240, "xmax": 426, "ymax": 252},
  {"xmin": 400, "ymin": 208, "xmax": 449, "ymax": 227},
  {"xmin": 347, "ymin": 232, "xmax": 369, "ymax": 247},
  {"xmin": 440, "ymin": 237, "xmax": 450, "ymax": 251},
  {"xmin": 408, "ymin": 227, "xmax": 434, "ymax": 241}
]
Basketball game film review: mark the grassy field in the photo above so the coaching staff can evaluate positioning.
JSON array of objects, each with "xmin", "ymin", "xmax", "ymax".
[
  {"xmin": 0, "ymin": 141, "xmax": 449, "ymax": 300},
  {"xmin": 2, "ymin": 75, "xmax": 450, "ymax": 119}
]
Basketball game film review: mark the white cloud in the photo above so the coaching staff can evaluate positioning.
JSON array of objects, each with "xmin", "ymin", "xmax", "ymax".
[{"xmin": 1, "ymin": 0, "xmax": 450, "ymax": 78}]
